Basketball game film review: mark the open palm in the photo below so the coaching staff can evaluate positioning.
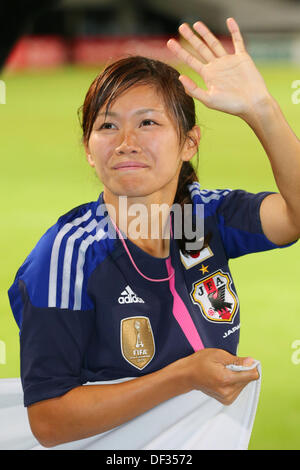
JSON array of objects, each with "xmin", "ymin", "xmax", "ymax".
[{"xmin": 167, "ymin": 18, "xmax": 271, "ymax": 119}]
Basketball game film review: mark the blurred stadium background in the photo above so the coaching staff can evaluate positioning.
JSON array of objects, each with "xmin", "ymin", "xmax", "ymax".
[{"xmin": 1, "ymin": 0, "xmax": 300, "ymax": 450}]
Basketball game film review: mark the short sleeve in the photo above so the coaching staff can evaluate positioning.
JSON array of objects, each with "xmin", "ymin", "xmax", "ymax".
[
  {"xmin": 17, "ymin": 282, "xmax": 95, "ymax": 406},
  {"xmin": 216, "ymin": 189, "xmax": 297, "ymax": 259},
  {"xmin": 8, "ymin": 207, "xmax": 97, "ymax": 407}
]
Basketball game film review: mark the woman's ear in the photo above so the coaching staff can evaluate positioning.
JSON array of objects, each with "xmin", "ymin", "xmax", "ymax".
[
  {"xmin": 182, "ymin": 125, "xmax": 201, "ymax": 162},
  {"xmin": 84, "ymin": 142, "xmax": 95, "ymax": 167}
]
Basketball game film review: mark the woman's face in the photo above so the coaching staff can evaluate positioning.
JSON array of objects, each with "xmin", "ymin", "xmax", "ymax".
[{"xmin": 85, "ymin": 84, "xmax": 200, "ymax": 200}]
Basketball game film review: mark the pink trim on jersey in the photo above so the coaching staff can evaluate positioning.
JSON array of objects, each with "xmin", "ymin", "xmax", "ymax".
[
  {"xmin": 110, "ymin": 214, "xmax": 175, "ymax": 282},
  {"xmin": 165, "ymin": 257, "xmax": 204, "ymax": 352}
]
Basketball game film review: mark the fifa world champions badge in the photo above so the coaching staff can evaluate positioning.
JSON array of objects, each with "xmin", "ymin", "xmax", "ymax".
[
  {"xmin": 121, "ymin": 317, "xmax": 155, "ymax": 370},
  {"xmin": 190, "ymin": 270, "xmax": 239, "ymax": 324}
]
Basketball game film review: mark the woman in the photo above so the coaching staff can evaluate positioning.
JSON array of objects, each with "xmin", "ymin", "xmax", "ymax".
[{"xmin": 8, "ymin": 18, "xmax": 299, "ymax": 448}]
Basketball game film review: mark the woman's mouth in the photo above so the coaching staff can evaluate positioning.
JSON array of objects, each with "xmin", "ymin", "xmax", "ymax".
[{"xmin": 113, "ymin": 161, "xmax": 148, "ymax": 171}]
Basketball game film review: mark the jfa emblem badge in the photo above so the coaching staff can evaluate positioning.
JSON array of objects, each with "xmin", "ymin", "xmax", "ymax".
[
  {"xmin": 121, "ymin": 317, "xmax": 155, "ymax": 370},
  {"xmin": 190, "ymin": 270, "xmax": 239, "ymax": 323}
]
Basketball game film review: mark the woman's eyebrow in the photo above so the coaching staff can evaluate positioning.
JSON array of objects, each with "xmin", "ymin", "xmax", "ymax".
[{"xmin": 97, "ymin": 108, "xmax": 165, "ymax": 117}]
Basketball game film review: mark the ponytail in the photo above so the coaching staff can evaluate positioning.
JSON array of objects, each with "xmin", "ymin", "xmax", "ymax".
[
  {"xmin": 174, "ymin": 160, "xmax": 210, "ymax": 256},
  {"xmin": 174, "ymin": 161, "xmax": 198, "ymax": 255}
]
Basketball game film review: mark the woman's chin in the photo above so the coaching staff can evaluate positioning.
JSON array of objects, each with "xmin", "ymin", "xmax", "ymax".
[{"xmin": 109, "ymin": 178, "xmax": 154, "ymax": 197}]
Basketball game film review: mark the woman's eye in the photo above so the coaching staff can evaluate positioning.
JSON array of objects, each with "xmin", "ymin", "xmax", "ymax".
[
  {"xmin": 141, "ymin": 119, "xmax": 157, "ymax": 126},
  {"xmin": 99, "ymin": 122, "xmax": 116, "ymax": 130},
  {"xmin": 98, "ymin": 120, "xmax": 157, "ymax": 130}
]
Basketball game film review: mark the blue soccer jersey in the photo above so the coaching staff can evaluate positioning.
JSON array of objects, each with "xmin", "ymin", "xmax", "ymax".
[{"xmin": 8, "ymin": 182, "xmax": 292, "ymax": 407}]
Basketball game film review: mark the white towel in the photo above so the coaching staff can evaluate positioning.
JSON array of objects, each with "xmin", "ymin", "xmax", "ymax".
[{"xmin": 0, "ymin": 361, "xmax": 261, "ymax": 450}]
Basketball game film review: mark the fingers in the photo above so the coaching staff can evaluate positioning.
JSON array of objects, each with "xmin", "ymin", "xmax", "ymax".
[
  {"xmin": 178, "ymin": 23, "xmax": 215, "ymax": 63},
  {"xmin": 218, "ymin": 359, "xmax": 260, "ymax": 405},
  {"xmin": 226, "ymin": 17, "xmax": 246, "ymax": 54},
  {"xmin": 227, "ymin": 365, "xmax": 260, "ymax": 385},
  {"xmin": 222, "ymin": 353, "xmax": 260, "ymax": 389},
  {"xmin": 178, "ymin": 75, "xmax": 210, "ymax": 105},
  {"xmin": 225, "ymin": 357, "xmax": 260, "ymax": 385},
  {"xmin": 193, "ymin": 21, "xmax": 227, "ymax": 58},
  {"xmin": 182, "ymin": 348, "xmax": 260, "ymax": 407},
  {"xmin": 167, "ymin": 29, "xmax": 211, "ymax": 105},
  {"xmin": 172, "ymin": 21, "xmax": 227, "ymax": 65},
  {"xmin": 167, "ymin": 18, "xmax": 245, "ymax": 66},
  {"xmin": 213, "ymin": 366, "xmax": 259, "ymax": 406},
  {"xmin": 167, "ymin": 38, "xmax": 204, "ymax": 76}
]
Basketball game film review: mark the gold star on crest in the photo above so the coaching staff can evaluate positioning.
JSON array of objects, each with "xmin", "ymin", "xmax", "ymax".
[{"xmin": 199, "ymin": 264, "xmax": 209, "ymax": 275}]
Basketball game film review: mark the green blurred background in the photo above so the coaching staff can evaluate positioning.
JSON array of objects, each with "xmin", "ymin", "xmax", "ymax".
[{"xmin": 1, "ymin": 62, "xmax": 299, "ymax": 449}]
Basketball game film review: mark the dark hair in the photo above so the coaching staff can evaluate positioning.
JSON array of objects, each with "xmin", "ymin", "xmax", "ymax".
[{"xmin": 78, "ymin": 55, "xmax": 203, "ymax": 255}]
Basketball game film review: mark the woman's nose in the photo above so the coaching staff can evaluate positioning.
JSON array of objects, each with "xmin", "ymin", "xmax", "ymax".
[{"xmin": 115, "ymin": 130, "xmax": 139, "ymax": 155}]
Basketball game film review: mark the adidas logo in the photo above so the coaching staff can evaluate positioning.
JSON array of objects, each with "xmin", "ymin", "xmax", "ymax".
[{"xmin": 118, "ymin": 285, "xmax": 145, "ymax": 304}]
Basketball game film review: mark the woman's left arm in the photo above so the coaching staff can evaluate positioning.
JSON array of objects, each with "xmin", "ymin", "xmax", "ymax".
[
  {"xmin": 167, "ymin": 17, "xmax": 300, "ymax": 245},
  {"xmin": 244, "ymin": 94, "xmax": 300, "ymax": 245}
]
